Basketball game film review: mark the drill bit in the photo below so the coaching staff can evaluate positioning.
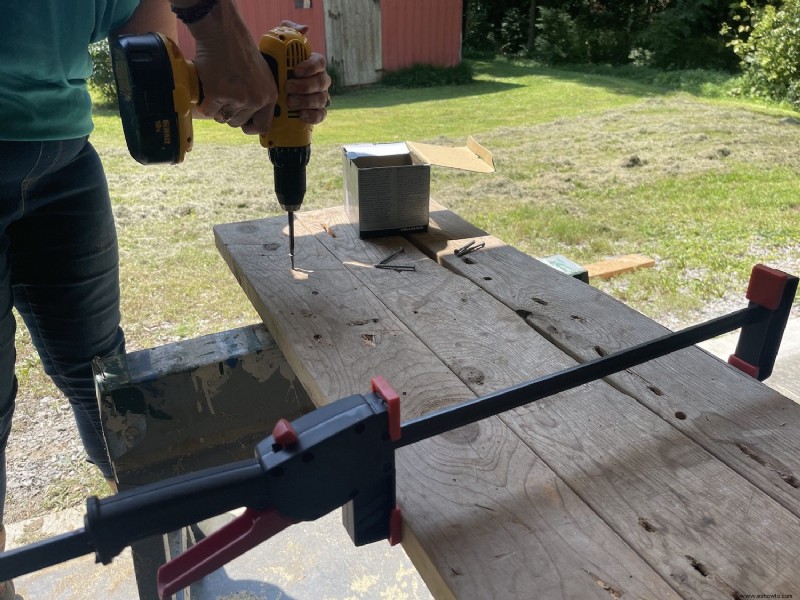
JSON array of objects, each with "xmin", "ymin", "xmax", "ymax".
[{"xmin": 288, "ymin": 211, "xmax": 295, "ymax": 270}]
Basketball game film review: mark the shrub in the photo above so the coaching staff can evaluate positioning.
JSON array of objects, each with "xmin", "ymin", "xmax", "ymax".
[
  {"xmin": 326, "ymin": 64, "xmax": 343, "ymax": 96},
  {"xmin": 636, "ymin": 0, "xmax": 739, "ymax": 71},
  {"xmin": 381, "ymin": 62, "xmax": 474, "ymax": 88},
  {"xmin": 463, "ymin": 2, "xmax": 499, "ymax": 59},
  {"xmin": 726, "ymin": 1, "xmax": 800, "ymax": 107},
  {"xmin": 499, "ymin": 7, "xmax": 527, "ymax": 56},
  {"xmin": 533, "ymin": 8, "xmax": 588, "ymax": 65},
  {"xmin": 585, "ymin": 27, "xmax": 634, "ymax": 65},
  {"xmin": 89, "ymin": 40, "xmax": 118, "ymax": 106}
]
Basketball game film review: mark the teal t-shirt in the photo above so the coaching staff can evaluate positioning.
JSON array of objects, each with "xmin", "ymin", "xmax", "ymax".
[{"xmin": 0, "ymin": 0, "xmax": 140, "ymax": 141}]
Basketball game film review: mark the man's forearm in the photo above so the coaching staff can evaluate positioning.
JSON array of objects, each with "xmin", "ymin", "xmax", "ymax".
[
  {"xmin": 112, "ymin": 0, "xmax": 178, "ymax": 39},
  {"xmin": 178, "ymin": 0, "xmax": 254, "ymax": 50}
]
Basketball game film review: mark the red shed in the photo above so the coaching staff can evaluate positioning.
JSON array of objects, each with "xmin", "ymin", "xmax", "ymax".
[{"xmin": 177, "ymin": 0, "xmax": 463, "ymax": 87}]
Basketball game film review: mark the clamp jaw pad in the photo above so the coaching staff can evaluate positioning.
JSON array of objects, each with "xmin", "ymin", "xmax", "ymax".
[{"xmin": 729, "ymin": 264, "xmax": 798, "ymax": 381}]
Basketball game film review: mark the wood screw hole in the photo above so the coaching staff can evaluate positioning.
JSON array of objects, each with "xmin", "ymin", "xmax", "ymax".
[
  {"xmin": 782, "ymin": 474, "xmax": 800, "ymax": 489},
  {"xmin": 638, "ymin": 517, "xmax": 656, "ymax": 532},
  {"xmin": 675, "ymin": 411, "xmax": 687, "ymax": 420},
  {"xmin": 685, "ymin": 555, "xmax": 709, "ymax": 577}
]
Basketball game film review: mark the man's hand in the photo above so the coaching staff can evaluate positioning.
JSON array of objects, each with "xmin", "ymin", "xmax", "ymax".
[
  {"xmin": 287, "ymin": 52, "xmax": 331, "ymax": 125},
  {"xmin": 191, "ymin": 11, "xmax": 331, "ymax": 135},
  {"xmin": 119, "ymin": 3, "xmax": 331, "ymax": 135},
  {"xmin": 239, "ymin": 20, "xmax": 331, "ymax": 135},
  {"xmin": 283, "ymin": 21, "xmax": 331, "ymax": 125},
  {"xmin": 187, "ymin": 0, "xmax": 277, "ymax": 132}
]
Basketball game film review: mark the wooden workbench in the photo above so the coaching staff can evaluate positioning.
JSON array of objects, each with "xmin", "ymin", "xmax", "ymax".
[{"xmin": 214, "ymin": 201, "xmax": 800, "ymax": 600}]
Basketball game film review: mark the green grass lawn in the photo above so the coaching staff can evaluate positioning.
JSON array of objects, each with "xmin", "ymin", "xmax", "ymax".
[
  {"xmin": 10, "ymin": 57, "xmax": 800, "ymax": 520},
  {"xmin": 83, "ymin": 57, "xmax": 800, "ymax": 345}
]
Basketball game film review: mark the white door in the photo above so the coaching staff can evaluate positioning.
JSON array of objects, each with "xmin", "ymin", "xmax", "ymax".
[{"xmin": 324, "ymin": 0, "xmax": 382, "ymax": 86}]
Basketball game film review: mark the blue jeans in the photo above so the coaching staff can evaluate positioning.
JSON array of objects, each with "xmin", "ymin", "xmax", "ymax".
[{"xmin": 0, "ymin": 137, "xmax": 125, "ymax": 519}]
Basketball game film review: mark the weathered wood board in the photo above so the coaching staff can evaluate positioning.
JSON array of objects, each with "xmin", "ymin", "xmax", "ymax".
[
  {"xmin": 414, "ymin": 202, "xmax": 800, "ymax": 519},
  {"xmin": 215, "ymin": 204, "xmax": 800, "ymax": 599},
  {"xmin": 584, "ymin": 254, "xmax": 656, "ymax": 279},
  {"xmin": 214, "ymin": 217, "xmax": 676, "ymax": 599}
]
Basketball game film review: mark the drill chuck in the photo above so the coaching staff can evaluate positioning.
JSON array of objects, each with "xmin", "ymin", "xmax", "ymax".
[{"xmin": 269, "ymin": 145, "xmax": 311, "ymax": 213}]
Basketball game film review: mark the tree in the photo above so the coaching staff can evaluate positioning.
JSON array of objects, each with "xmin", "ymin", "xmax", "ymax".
[
  {"xmin": 464, "ymin": 0, "xmax": 671, "ymax": 64},
  {"xmin": 726, "ymin": 0, "xmax": 800, "ymax": 106},
  {"xmin": 637, "ymin": 0, "xmax": 740, "ymax": 70},
  {"xmin": 462, "ymin": 0, "xmax": 742, "ymax": 70}
]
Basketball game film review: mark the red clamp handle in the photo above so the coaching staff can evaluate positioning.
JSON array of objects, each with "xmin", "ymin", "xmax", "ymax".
[{"xmin": 156, "ymin": 507, "xmax": 295, "ymax": 599}]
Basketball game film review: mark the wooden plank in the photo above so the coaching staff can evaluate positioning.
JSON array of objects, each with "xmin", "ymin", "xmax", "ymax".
[
  {"xmin": 584, "ymin": 254, "xmax": 656, "ymax": 279},
  {"xmin": 300, "ymin": 205, "xmax": 800, "ymax": 598},
  {"xmin": 214, "ymin": 216, "xmax": 678, "ymax": 599},
  {"xmin": 412, "ymin": 201, "xmax": 800, "ymax": 518}
]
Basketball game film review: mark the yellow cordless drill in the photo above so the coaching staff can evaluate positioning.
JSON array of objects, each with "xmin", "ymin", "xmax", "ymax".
[{"xmin": 111, "ymin": 27, "xmax": 313, "ymax": 269}]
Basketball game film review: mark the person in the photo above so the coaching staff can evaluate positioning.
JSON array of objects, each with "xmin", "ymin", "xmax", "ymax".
[{"xmin": 0, "ymin": 1, "xmax": 330, "ymax": 597}]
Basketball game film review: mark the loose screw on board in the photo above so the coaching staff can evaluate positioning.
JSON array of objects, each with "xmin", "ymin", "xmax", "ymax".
[
  {"xmin": 373, "ymin": 247, "xmax": 415, "ymax": 271},
  {"xmin": 454, "ymin": 240, "xmax": 485, "ymax": 257},
  {"xmin": 376, "ymin": 248, "xmax": 405, "ymax": 265},
  {"xmin": 374, "ymin": 264, "xmax": 416, "ymax": 271}
]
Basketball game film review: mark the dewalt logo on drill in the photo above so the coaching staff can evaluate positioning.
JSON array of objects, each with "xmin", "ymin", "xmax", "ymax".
[{"xmin": 154, "ymin": 119, "xmax": 172, "ymax": 146}]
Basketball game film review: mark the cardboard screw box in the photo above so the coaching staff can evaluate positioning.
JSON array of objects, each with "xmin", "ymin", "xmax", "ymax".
[{"xmin": 343, "ymin": 136, "xmax": 494, "ymax": 238}]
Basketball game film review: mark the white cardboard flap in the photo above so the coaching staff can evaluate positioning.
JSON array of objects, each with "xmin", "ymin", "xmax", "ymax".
[
  {"xmin": 343, "ymin": 142, "xmax": 409, "ymax": 160},
  {"xmin": 407, "ymin": 136, "xmax": 495, "ymax": 173}
]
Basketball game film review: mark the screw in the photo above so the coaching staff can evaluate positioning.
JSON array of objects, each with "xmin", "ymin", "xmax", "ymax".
[
  {"xmin": 373, "ymin": 264, "xmax": 416, "ymax": 271},
  {"xmin": 455, "ymin": 240, "xmax": 485, "ymax": 257},
  {"xmin": 377, "ymin": 248, "xmax": 405, "ymax": 265}
]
